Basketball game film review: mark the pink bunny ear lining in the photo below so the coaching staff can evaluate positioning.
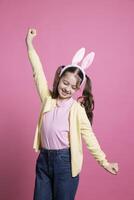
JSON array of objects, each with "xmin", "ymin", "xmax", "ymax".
[
  {"xmin": 81, "ymin": 51, "xmax": 95, "ymax": 70},
  {"xmin": 72, "ymin": 47, "xmax": 86, "ymax": 65},
  {"xmin": 90, "ymin": 52, "xmax": 95, "ymax": 59}
]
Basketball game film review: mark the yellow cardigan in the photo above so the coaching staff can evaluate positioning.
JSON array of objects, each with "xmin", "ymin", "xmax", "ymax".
[{"xmin": 28, "ymin": 48, "xmax": 110, "ymax": 177}]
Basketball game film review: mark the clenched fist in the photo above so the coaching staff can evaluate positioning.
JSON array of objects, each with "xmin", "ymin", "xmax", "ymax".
[{"xmin": 25, "ymin": 28, "xmax": 37, "ymax": 46}]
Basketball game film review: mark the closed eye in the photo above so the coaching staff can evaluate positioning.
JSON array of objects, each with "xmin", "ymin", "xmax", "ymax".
[
  {"xmin": 72, "ymin": 86, "xmax": 77, "ymax": 90},
  {"xmin": 63, "ymin": 79, "xmax": 76, "ymax": 89},
  {"xmin": 63, "ymin": 81, "xmax": 68, "ymax": 85}
]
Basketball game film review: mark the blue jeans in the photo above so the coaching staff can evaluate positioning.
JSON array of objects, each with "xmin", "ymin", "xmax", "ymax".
[{"xmin": 33, "ymin": 147, "xmax": 79, "ymax": 200}]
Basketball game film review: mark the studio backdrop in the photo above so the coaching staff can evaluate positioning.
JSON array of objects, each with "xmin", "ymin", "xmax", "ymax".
[{"xmin": 0, "ymin": 0, "xmax": 134, "ymax": 200}]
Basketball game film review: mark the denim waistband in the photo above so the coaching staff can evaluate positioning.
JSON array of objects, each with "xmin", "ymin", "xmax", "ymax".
[{"xmin": 40, "ymin": 147, "xmax": 70, "ymax": 154}]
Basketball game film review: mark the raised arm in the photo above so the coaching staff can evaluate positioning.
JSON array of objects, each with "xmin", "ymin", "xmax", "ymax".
[
  {"xmin": 25, "ymin": 28, "xmax": 51, "ymax": 103},
  {"xmin": 79, "ymin": 106, "xmax": 119, "ymax": 175}
]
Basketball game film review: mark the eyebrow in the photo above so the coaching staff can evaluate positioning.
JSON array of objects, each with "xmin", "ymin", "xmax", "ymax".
[{"xmin": 63, "ymin": 79, "xmax": 77, "ymax": 87}]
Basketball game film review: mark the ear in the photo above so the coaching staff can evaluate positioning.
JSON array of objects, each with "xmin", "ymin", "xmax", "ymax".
[
  {"xmin": 81, "ymin": 52, "xmax": 95, "ymax": 70},
  {"xmin": 72, "ymin": 47, "xmax": 85, "ymax": 65}
]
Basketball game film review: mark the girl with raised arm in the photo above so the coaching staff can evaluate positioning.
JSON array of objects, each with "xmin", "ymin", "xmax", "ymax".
[{"xmin": 26, "ymin": 28, "xmax": 119, "ymax": 200}]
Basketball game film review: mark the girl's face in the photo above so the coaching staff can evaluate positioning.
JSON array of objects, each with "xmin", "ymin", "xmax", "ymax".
[{"xmin": 58, "ymin": 72, "xmax": 79, "ymax": 99}]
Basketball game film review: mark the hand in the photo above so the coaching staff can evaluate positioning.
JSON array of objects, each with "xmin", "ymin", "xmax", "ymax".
[
  {"xmin": 104, "ymin": 162, "xmax": 119, "ymax": 175},
  {"xmin": 25, "ymin": 28, "xmax": 37, "ymax": 45}
]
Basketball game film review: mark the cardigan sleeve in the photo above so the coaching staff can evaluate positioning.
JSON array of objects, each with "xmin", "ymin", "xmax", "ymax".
[
  {"xmin": 27, "ymin": 48, "xmax": 51, "ymax": 103},
  {"xmin": 80, "ymin": 106, "xmax": 110, "ymax": 168}
]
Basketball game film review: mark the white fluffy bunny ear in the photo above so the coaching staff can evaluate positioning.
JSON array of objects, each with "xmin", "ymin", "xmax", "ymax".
[
  {"xmin": 81, "ymin": 52, "xmax": 95, "ymax": 70},
  {"xmin": 72, "ymin": 47, "xmax": 85, "ymax": 65}
]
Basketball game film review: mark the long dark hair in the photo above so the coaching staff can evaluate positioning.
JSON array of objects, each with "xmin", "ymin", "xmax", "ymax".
[
  {"xmin": 50, "ymin": 65, "xmax": 95, "ymax": 125},
  {"xmin": 80, "ymin": 75, "xmax": 95, "ymax": 125}
]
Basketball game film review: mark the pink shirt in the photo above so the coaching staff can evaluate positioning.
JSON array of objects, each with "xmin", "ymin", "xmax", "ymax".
[{"xmin": 40, "ymin": 97, "xmax": 75, "ymax": 149}]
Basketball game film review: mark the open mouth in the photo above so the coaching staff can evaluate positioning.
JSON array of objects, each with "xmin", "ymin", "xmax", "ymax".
[
  {"xmin": 62, "ymin": 90, "xmax": 68, "ymax": 95},
  {"xmin": 61, "ymin": 89, "xmax": 70, "ymax": 96}
]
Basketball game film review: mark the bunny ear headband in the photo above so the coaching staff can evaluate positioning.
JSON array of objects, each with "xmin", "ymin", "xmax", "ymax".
[{"xmin": 59, "ymin": 47, "xmax": 95, "ymax": 86}]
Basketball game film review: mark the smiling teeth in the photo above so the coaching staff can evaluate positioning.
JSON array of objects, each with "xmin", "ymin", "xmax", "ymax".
[{"xmin": 62, "ymin": 90, "xmax": 67, "ymax": 95}]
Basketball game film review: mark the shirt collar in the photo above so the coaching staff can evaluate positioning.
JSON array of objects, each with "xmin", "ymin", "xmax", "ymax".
[{"xmin": 56, "ymin": 97, "xmax": 74, "ymax": 107}]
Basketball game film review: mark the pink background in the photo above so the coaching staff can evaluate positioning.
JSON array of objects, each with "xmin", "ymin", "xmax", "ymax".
[{"xmin": 0, "ymin": 0, "xmax": 134, "ymax": 199}]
